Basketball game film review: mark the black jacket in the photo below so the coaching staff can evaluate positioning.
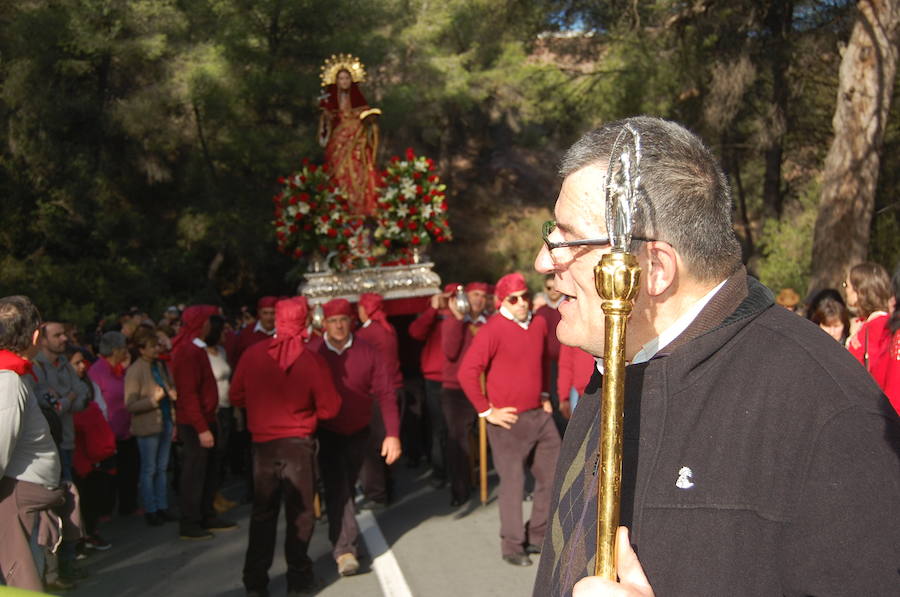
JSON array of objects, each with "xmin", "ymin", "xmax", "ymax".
[{"xmin": 534, "ymin": 270, "xmax": 900, "ymax": 596}]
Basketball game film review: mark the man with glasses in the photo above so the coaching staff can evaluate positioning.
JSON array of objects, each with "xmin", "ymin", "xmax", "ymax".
[
  {"xmin": 531, "ymin": 116, "xmax": 900, "ymax": 596},
  {"xmin": 458, "ymin": 272, "xmax": 560, "ymax": 567}
]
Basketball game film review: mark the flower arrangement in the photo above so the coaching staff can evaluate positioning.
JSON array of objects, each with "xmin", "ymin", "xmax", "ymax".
[
  {"xmin": 373, "ymin": 148, "xmax": 452, "ymax": 264},
  {"xmin": 273, "ymin": 150, "xmax": 452, "ymax": 270}
]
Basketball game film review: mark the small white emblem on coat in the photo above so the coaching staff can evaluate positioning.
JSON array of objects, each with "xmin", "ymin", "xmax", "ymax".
[{"xmin": 676, "ymin": 466, "xmax": 695, "ymax": 489}]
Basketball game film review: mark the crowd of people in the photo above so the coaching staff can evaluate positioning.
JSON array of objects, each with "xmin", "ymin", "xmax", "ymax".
[{"xmin": 2, "ymin": 116, "xmax": 899, "ymax": 597}]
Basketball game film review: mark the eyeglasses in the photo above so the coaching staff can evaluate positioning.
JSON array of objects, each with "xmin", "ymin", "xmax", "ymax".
[
  {"xmin": 505, "ymin": 293, "xmax": 531, "ymax": 305},
  {"xmin": 541, "ymin": 220, "xmax": 655, "ymax": 253}
]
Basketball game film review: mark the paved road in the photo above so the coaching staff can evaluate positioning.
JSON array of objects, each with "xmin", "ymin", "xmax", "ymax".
[{"xmin": 66, "ymin": 464, "xmax": 540, "ymax": 597}]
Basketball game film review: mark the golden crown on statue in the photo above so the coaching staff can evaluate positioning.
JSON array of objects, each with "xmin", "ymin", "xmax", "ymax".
[{"xmin": 320, "ymin": 53, "xmax": 367, "ymax": 86}]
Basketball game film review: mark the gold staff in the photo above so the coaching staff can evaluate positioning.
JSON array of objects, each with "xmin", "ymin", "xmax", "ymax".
[
  {"xmin": 479, "ymin": 373, "xmax": 489, "ymax": 505},
  {"xmin": 593, "ymin": 124, "xmax": 643, "ymax": 579}
]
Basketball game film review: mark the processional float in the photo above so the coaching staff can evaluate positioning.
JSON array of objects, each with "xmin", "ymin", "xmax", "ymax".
[{"xmin": 594, "ymin": 124, "xmax": 643, "ymax": 579}]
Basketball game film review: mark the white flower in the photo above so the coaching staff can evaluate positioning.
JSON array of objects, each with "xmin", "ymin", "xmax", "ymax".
[
  {"xmin": 396, "ymin": 205, "xmax": 409, "ymax": 218},
  {"xmin": 298, "ymin": 202, "xmax": 310, "ymax": 214},
  {"xmin": 414, "ymin": 158, "xmax": 428, "ymax": 172},
  {"xmin": 383, "ymin": 187, "xmax": 398, "ymax": 201},
  {"xmin": 421, "ymin": 205, "xmax": 433, "ymax": 219}
]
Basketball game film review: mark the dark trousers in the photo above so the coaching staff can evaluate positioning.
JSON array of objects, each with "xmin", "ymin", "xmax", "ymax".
[
  {"xmin": 73, "ymin": 468, "xmax": 116, "ymax": 536},
  {"xmin": 424, "ymin": 379, "xmax": 447, "ymax": 478},
  {"xmin": 215, "ymin": 407, "xmax": 234, "ymax": 485},
  {"xmin": 360, "ymin": 390, "xmax": 402, "ymax": 503},
  {"xmin": 486, "ymin": 409, "xmax": 561, "ymax": 556},
  {"xmin": 178, "ymin": 423, "xmax": 219, "ymax": 527},
  {"xmin": 318, "ymin": 427, "xmax": 368, "ymax": 560},
  {"xmin": 115, "ymin": 437, "xmax": 140, "ymax": 515},
  {"xmin": 441, "ymin": 387, "xmax": 476, "ymax": 501},
  {"xmin": 243, "ymin": 437, "xmax": 317, "ymax": 593}
]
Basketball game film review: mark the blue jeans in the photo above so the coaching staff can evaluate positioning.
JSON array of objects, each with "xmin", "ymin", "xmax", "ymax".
[{"xmin": 136, "ymin": 419, "xmax": 173, "ymax": 513}]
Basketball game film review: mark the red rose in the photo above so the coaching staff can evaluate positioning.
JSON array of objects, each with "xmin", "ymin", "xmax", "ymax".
[
  {"xmin": 412, "ymin": 235, "xmax": 421, "ymax": 245},
  {"xmin": 308, "ymin": 201, "xmax": 317, "ymax": 210},
  {"xmin": 294, "ymin": 212, "xmax": 302, "ymax": 221},
  {"xmin": 310, "ymin": 165, "xmax": 318, "ymax": 173},
  {"xmin": 428, "ymin": 175, "xmax": 439, "ymax": 183},
  {"xmin": 409, "ymin": 206, "xmax": 418, "ymax": 215},
  {"xmin": 289, "ymin": 224, "xmax": 298, "ymax": 233},
  {"xmin": 289, "ymin": 196, "xmax": 298, "ymax": 205},
  {"xmin": 302, "ymin": 158, "xmax": 310, "ymax": 165},
  {"xmin": 293, "ymin": 248, "xmax": 303, "ymax": 258},
  {"xmin": 320, "ymin": 215, "xmax": 329, "ymax": 223},
  {"xmin": 300, "ymin": 175, "xmax": 307, "ymax": 183},
  {"xmin": 274, "ymin": 207, "xmax": 283, "ymax": 217},
  {"xmin": 391, "ymin": 156, "xmax": 399, "ymax": 163},
  {"xmin": 436, "ymin": 235, "xmax": 445, "ymax": 242},
  {"xmin": 327, "ymin": 228, "xmax": 337, "ymax": 238},
  {"xmin": 343, "ymin": 229, "xmax": 352, "ymax": 238},
  {"xmin": 299, "ymin": 192, "xmax": 310, "ymax": 202},
  {"xmin": 413, "ymin": 172, "xmax": 421, "ymax": 180},
  {"xmin": 319, "ymin": 245, "xmax": 328, "ymax": 253},
  {"xmin": 383, "ymin": 239, "xmax": 391, "ymax": 247},
  {"xmin": 316, "ymin": 184, "xmax": 326, "ymax": 191},
  {"xmin": 276, "ymin": 231, "xmax": 285, "ymax": 239},
  {"xmin": 275, "ymin": 220, "xmax": 284, "ymax": 227},
  {"xmin": 277, "ymin": 176, "xmax": 286, "ymax": 184},
  {"xmin": 405, "ymin": 147, "xmax": 415, "ymax": 160},
  {"xmin": 303, "ymin": 223, "xmax": 312, "ymax": 231},
  {"xmin": 415, "ymin": 185, "xmax": 423, "ymax": 194}
]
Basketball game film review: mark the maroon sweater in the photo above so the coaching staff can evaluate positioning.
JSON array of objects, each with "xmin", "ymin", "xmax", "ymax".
[
  {"xmin": 171, "ymin": 341, "xmax": 218, "ymax": 433},
  {"xmin": 356, "ymin": 321, "xmax": 403, "ymax": 389},
  {"xmin": 458, "ymin": 313, "xmax": 548, "ymax": 414},
  {"xmin": 408, "ymin": 306, "xmax": 447, "ymax": 382},
  {"xmin": 230, "ymin": 341, "xmax": 342, "ymax": 442},
  {"xmin": 309, "ymin": 335, "xmax": 400, "ymax": 437},
  {"xmin": 441, "ymin": 315, "xmax": 484, "ymax": 390},
  {"xmin": 535, "ymin": 305, "xmax": 562, "ymax": 363},
  {"xmin": 233, "ymin": 327, "xmax": 274, "ymax": 366}
]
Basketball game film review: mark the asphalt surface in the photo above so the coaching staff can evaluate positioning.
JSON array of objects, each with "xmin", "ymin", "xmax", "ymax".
[{"xmin": 64, "ymin": 462, "xmax": 540, "ymax": 597}]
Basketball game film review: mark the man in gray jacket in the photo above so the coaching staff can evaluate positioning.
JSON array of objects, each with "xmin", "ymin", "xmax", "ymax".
[
  {"xmin": 33, "ymin": 320, "xmax": 88, "ymax": 482},
  {"xmin": 532, "ymin": 117, "xmax": 900, "ymax": 596}
]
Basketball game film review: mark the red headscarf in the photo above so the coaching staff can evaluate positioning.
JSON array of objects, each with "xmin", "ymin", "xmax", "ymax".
[
  {"xmin": 444, "ymin": 283, "xmax": 459, "ymax": 294},
  {"xmin": 494, "ymin": 273, "xmax": 528, "ymax": 308},
  {"xmin": 267, "ymin": 297, "xmax": 309, "ymax": 371},
  {"xmin": 323, "ymin": 298, "xmax": 353, "ymax": 319},
  {"xmin": 171, "ymin": 305, "xmax": 219, "ymax": 351},
  {"xmin": 257, "ymin": 296, "xmax": 278, "ymax": 311},
  {"xmin": 359, "ymin": 293, "xmax": 392, "ymax": 333},
  {"xmin": 465, "ymin": 282, "xmax": 489, "ymax": 293}
]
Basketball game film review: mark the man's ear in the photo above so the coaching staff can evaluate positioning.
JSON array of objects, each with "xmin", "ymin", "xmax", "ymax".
[
  {"xmin": 643, "ymin": 241, "xmax": 678, "ymax": 297},
  {"xmin": 31, "ymin": 328, "xmax": 40, "ymax": 347}
]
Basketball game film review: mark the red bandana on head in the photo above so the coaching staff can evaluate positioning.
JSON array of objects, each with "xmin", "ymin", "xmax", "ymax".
[
  {"xmin": 359, "ymin": 293, "xmax": 392, "ymax": 333},
  {"xmin": 323, "ymin": 298, "xmax": 353, "ymax": 319},
  {"xmin": 257, "ymin": 296, "xmax": 278, "ymax": 311},
  {"xmin": 267, "ymin": 297, "xmax": 309, "ymax": 371},
  {"xmin": 464, "ymin": 282, "xmax": 489, "ymax": 294},
  {"xmin": 171, "ymin": 305, "xmax": 219, "ymax": 351},
  {"xmin": 0, "ymin": 349, "xmax": 34, "ymax": 378},
  {"xmin": 494, "ymin": 272, "xmax": 527, "ymax": 308}
]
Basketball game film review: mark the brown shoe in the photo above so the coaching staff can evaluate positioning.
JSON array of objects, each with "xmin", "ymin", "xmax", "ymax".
[
  {"xmin": 213, "ymin": 492, "xmax": 237, "ymax": 514},
  {"xmin": 45, "ymin": 578, "xmax": 76, "ymax": 592},
  {"xmin": 336, "ymin": 553, "xmax": 360, "ymax": 576}
]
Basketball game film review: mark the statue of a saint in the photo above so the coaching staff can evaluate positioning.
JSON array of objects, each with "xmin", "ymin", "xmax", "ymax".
[{"xmin": 318, "ymin": 54, "xmax": 381, "ymax": 216}]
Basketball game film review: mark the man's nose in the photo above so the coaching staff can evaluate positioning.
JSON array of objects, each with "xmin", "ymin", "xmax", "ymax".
[{"xmin": 534, "ymin": 245, "xmax": 555, "ymax": 274}]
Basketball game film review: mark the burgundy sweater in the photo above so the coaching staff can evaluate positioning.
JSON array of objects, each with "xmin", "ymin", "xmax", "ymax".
[
  {"xmin": 408, "ymin": 306, "xmax": 447, "ymax": 382},
  {"xmin": 309, "ymin": 335, "xmax": 400, "ymax": 437},
  {"xmin": 556, "ymin": 344, "xmax": 595, "ymax": 401},
  {"xmin": 233, "ymin": 327, "xmax": 274, "ymax": 367},
  {"xmin": 171, "ymin": 341, "xmax": 218, "ymax": 433},
  {"xmin": 458, "ymin": 314, "xmax": 548, "ymax": 414},
  {"xmin": 441, "ymin": 316, "xmax": 484, "ymax": 390},
  {"xmin": 356, "ymin": 321, "xmax": 403, "ymax": 389},
  {"xmin": 230, "ymin": 341, "xmax": 343, "ymax": 442},
  {"xmin": 535, "ymin": 305, "xmax": 562, "ymax": 363}
]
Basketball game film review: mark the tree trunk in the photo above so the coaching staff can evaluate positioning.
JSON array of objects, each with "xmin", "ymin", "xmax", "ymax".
[
  {"xmin": 761, "ymin": 0, "xmax": 793, "ymax": 220},
  {"xmin": 808, "ymin": 0, "xmax": 900, "ymax": 294}
]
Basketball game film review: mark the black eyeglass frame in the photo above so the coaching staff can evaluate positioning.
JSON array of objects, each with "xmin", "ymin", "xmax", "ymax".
[
  {"xmin": 505, "ymin": 293, "xmax": 531, "ymax": 305},
  {"xmin": 541, "ymin": 220, "xmax": 656, "ymax": 252}
]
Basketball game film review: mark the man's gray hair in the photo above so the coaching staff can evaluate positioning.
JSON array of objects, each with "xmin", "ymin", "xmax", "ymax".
[
  {"xmin": 98, "ymin": 331, "xmax": 127, "ymax": 356},
  {"xmin": 559, "ymin": 116, "xmax": 742, "ymax": 282}
]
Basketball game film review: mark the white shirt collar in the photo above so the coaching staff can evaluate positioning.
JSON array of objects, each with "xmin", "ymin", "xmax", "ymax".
[
  {"xmin": 192, "ymin": 337, "xmax": 207, "ymax": 348},
  {"xmin": 464, "ymin": 313, "xmax": 488, "ymax": 325},
  {"xmin": 254, "ymin": 321, "xmax": 276, "ymax": 336},
  {"xmin": 361, "ymin": 320, "xmax": 372, "ymax": 328},
  {"xmin": 324, "ymin": 332, "xmax": 353, "ymax": 355},
  {"xmin": 595, "ymin": 279, "xmax": 727, "ymax": 375},
  {"xmin": 499, "ymin": 305, "xmax": 532, "ymax": 330}
]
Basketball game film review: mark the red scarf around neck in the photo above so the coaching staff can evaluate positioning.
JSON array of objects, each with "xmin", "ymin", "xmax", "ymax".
[{"xmin": 0, "ymin": 349, "xmax": 35, "ymax": 378}]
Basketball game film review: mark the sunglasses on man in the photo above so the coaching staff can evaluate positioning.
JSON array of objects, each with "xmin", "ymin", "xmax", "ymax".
[{"xmin": 505, "ymin": 293, "xmax": 531, "ymax": 305}]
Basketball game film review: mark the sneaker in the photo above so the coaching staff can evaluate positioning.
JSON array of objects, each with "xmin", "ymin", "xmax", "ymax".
[
  {"xmin": 84, "ymin": 534, "xmax": 112, "ymax": 551},
  {"xmin": 336, "ymin": 553, "xmax": 359, "ymax": 577},
  {"xmin": 180, "ymin": 524, "xmax": 214, "ymax": 541},
  {"xmin": 45, "ymin": 578, "xmax": 76, "ymax": 592},
  {"xmin": 202, "ymin": 516, "xmax": 238, "ymax": 531}
]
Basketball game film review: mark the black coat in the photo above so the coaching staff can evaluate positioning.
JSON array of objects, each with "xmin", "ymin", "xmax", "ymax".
[{"xmin": 534, "ymin": 270, "xmax": 900, "ymax": 596}]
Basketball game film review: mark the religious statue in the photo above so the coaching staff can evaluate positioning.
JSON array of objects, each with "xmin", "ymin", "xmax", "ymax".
[{"xmin": 318, "ymin": 54, "xmax": 382, "ymax": 216}]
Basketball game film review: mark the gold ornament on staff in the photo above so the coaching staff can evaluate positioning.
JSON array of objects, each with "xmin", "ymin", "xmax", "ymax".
[
  {"xmin": 593, "ymin": 123, "xmax": 643, "ymax": 580},
  {"xmin": 320, "ymin": 53, "xmax": 367, "ymax": 86}
]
